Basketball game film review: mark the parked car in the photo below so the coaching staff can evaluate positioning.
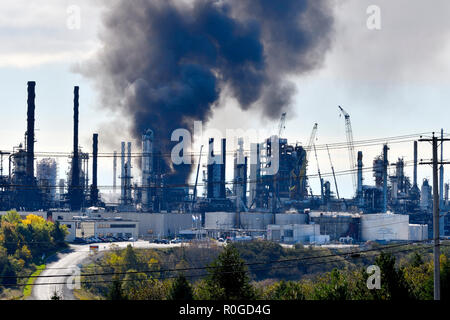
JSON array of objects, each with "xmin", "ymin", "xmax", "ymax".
[
  {"xmin": 160, "ymin": 239, "xmax": 169, "ymax": 244},
  {"xmin": 170, "ymin": 238, "xmax": 182, "ymax": 244},
  {"xmin": 128, "ymin": 237, "xmax": 137, "ymax": 242},
  {"xmin": 73, "ymin": 237, "xmax": 86, "ymax": 244}
]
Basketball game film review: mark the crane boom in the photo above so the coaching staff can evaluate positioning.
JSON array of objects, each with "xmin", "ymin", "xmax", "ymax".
[
  {"xmin": 313, "ymin": 143, "xmax": 324, "ymax": 200},
  {"xmin": 306, "ymin": 123, "xmax": 318, "ymax": 163},
  {"xmin": 338, "ymin": 106, "xmax": 357, "ymax": 193},
  {"xmin": 326, "ymin": 144, "xmax": 340, "ymax": 199}
]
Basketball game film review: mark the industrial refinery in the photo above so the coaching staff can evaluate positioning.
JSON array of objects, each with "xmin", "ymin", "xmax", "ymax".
[{"xmin": 0, "ymin": 82, "xmax": 448, "ymax": 244}]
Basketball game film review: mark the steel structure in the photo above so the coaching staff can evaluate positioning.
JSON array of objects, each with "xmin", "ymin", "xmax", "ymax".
[{"xmin": 338, "ymin": 106, "xmax": 357, "ymax": 194}]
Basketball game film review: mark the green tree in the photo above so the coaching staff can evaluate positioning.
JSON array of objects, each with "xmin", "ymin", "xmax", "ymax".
[
  {"xmin": 264, "ymin": 280, "xmax": 305, "ymax": 300},
  {"xmin": 0, "ymin": 221, "xmax": 21, "ymax": 255},
  {"xmin": 123, "ymin": 245, "xmax": 140, "ymax": 271},
  {"xmin": 51, "ymin": 221, "xmax": 68, "ymax": 248},
  {"xmin": 0, "ymin": 247, "xmax": 17, "ymax": 286},
  {"xmin": 107, "ymin": 278, "xmax": 127, "ymax": 300},
  {"xmin": 411, "ymin": 252, "xmax": 424, "ymax": 267},
  {"xmin": 374, "ymin": 252, "xmax": 412, "ymax": 300},
  {"xmin": 2, "ymin": 210, "xmax": 21, "ymax": 224},
  {"xmin": 122, "ymin": 269, "xmax": 148, "ymax": 293},
  {"xmin": 313, "ymin": 268, "xmax": 351, "ymax": 300},
  {"xmin": 168, "ymin": 273, "xmax": 193, "ymax": 300},
  {"xmin": 203, "ymin": 245, "xmax": 255, "ymax": 300},
  {"xmin": 441, "ymin": 255, "xmax": 450, "ymax": 300}
]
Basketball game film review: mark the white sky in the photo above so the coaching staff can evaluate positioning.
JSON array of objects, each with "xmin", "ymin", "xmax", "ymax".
[{"xmin": 1, "ymin": 0, "xmax": 450, "ymax": 199}]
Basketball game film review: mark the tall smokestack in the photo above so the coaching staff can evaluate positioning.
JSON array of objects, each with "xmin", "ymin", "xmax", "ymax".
[
  {"xmin": 90, "ymin": 133, "xmax": 99, "ymax": 205},
  {"xmin": 220, "ymin": 138, "xmax": 226, "ymax": 199},
  {"xmin": 382, "ymin": 144, "xmax": 389, "ymax": 213},
  {"xmin": 26, "ymin": 81, "xmax": 36, "ymax": 179},
  {"xmin": 113, "ymin": 151, "xmax": 117, "ymax": 193},
  {"xmin": 357, "ymin": 151, "xmax": 363, "ymax": 206},
  {"xmin": 120, "ymin": 142, "xmax": 125, "ymax": 204},
  {"xmin": 127, "ymin": 142, "xmax": 132, "ymax": 203},
  {"xmin": 70, "ymin": 86, "xmax": 81, "ymax": 211},
  {"xmin": 413, "ymin": 141, "xmax": 418, "ymax": 188}
]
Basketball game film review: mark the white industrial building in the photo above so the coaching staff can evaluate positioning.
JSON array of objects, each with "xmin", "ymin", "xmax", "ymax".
[
  {"xmin": 63, "ymin": 216, "xmax": 139, "ymax": 240},
  {"xmin": 47, "ymin": 211, "xmax": 200, "ymax": 240},
  {"xmin": 267, "ymin": 224, "xmax": 321, "ymax": 243}
]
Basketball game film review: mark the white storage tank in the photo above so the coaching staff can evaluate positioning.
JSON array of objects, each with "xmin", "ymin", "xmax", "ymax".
[
  {"xmin": 205, "ymin": 212, "xmax": 237, "ymax": 230},
  {"xmin": 240, "ymin": 212, "xmax": 273, "ymax": 230},
  {"xmin": 361, "ymin": 213, "xmax": 409, "ymax": 241},
  {"xmin": 409, "ymin": 224, "xmax": 428, "ymax": 241}
]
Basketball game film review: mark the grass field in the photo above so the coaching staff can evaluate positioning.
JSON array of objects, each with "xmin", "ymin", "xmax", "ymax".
[{"xmin": 22, "ymin": 264, "xmax": 46, "ymax": 299}]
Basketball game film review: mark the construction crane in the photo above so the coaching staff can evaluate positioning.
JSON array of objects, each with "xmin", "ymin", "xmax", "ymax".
[
  {"xmin": 313, "ymin": 143, "xmax": 324, "ymax": 200},
  {"xmin": 338, "ymin": 106, "xmax": 357, "ymax": 193},
  {"xmin": 306, "ymin": 123, "xmax": 318, "ymax": 163},
  {"xmin": 278, "ymin": 112, "xmax": 287, "ymax": 138},
  {"xmin": 326, "ymin": 144, "xmax": 340, "ymax": 199}
]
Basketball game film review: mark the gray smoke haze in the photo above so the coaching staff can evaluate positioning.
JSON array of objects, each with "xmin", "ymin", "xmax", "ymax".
[{"xmin": 80, "ymin": 0, "xmax": 334, "ymax": 183}]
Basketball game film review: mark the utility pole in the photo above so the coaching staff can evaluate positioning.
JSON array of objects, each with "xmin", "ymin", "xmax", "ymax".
[{"xmin": 419, "ymin": 132, "xmax": 450, "ymax": 300}]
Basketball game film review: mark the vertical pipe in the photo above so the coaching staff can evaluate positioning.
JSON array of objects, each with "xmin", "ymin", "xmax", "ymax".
[
  {"xmin": 382, "ymin": 144, "xmax": 388, "ymax": 213},
  {"xmin": 207, "ymin": 138, "xmax": 214, "ymax": 199},
  {"xmin": 127, "ymin": 142, "xmax": 132, "ymax": 203},
  {"xmin": 113, "ymin": 151, "xmax": 117, "ymax": 193},
  {"xmin": 357, "ymin": 151, "xmax": 363, "ymax": 206},
  {"xmin": 26, "ymin": 81, "xmax": 36, "ymax": 179},
  {"xmin": 70, "ymin": 86, "xmax": 81, "ymax": 211},
  {"xmin": 440, "ymin": 129, "xmax": 444, "ymax": 207},
  {"xmin": 414, "ymin": 141, "xmax": 418, "ymax": 187},
  {"xmin": 121, "ymin": 142, "xmax": 125, "ymax": 204},
  {"xmin": 445, "ymin": 183, "xmax": 449, "ymax": 205},
  {"xmin": 92, "ymin": 134, "xmax": 98, "ymax": 187},
  {"xmin": 220, "ymin": 138, "xmax": 226, "ymax": 199},
  {"xmin": 91, "ymin": 133, "xmax": 98, "ymax": 205}
]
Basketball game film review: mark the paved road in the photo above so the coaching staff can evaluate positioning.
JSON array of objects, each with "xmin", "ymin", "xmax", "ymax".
[{"xmin": 30, "ymin": 240, "xmax": 181, "ymax": 300}]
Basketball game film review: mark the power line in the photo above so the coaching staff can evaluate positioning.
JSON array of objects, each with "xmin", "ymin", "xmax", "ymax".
[
  {"xmin": 4, "ymin": 242, "xmax": 447, "ymax": 287},
  {"xmin": 1, "ymin": 239, "xmax": 443, "ymax": 280}
]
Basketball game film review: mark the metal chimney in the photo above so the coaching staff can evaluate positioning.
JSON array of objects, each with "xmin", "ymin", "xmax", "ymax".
[
  {"xmin": 70, "ymin": 86, "xmax": 81, "ymax": 211},
  {"xmin": 113, "ymin": 150, "xmax": 117, "ymax": 193},
  {"xmin": 26, "ymin": 81, "xmax": 36, "ymax": 179},
  {"xmin": 120, "ymin": 142, "xmax": 125, "ymax": 204},
  {"xmin": 127, "ymin": 142, "xmax": 132, "ymax": 203},
  {"xmin": 382, "ymin": 144, "xmax": 389, "ymax": 213},
  {"xmin": 357, "ymin": 151, "xmax": 363, "ymax": 206},
  {"xmin": 90, "ymin": 133, "xmax": 99, "ymax": 205},
  {"xmin": 413, "ymin": 140, "xmax": 418, "ymax": 187}
]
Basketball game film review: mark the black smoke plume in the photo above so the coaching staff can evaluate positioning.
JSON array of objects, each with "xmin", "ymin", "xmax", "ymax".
[{"xmin": 80, "ymin": 0, "xmax": 334, "ymax": 183}]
